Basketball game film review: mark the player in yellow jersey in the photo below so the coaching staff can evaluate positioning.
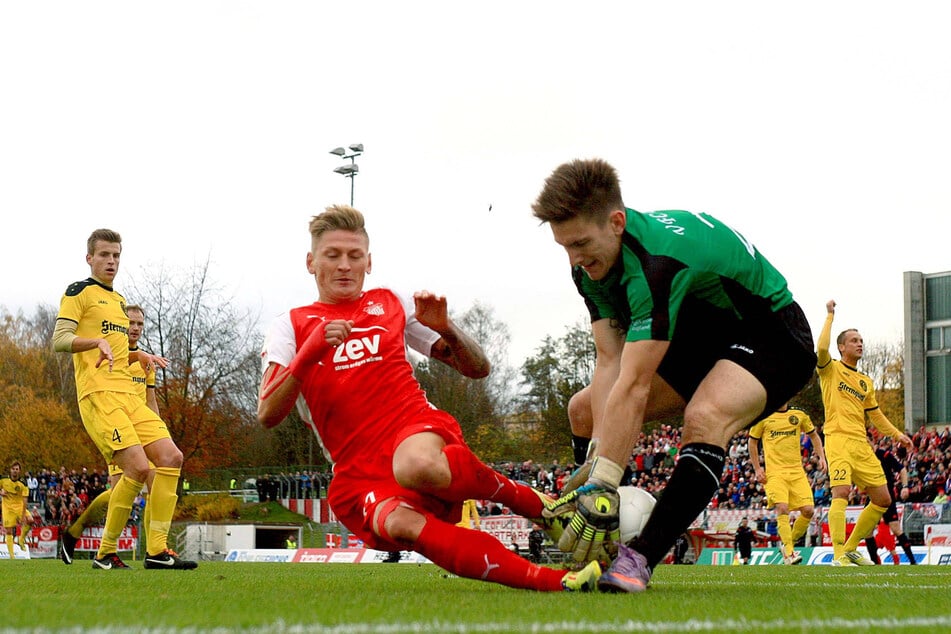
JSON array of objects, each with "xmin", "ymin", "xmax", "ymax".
[
  {"xmin": 0, "ymin": 461, "xmax": 34, "ymax": 560},
  {"xmin": 53, "ymin": 229, "xmax": 196, "ymax": 570},
  {"xmin": 749, "ymin": 404, "xmax": 826, "ymax": 565},
  {"xmin": 61, "ymin": 304, "xmax": 166, "ymax": 564},
  {"xmin": 817, "ymin": 300, "xmax": 913, "ymax": 566}
]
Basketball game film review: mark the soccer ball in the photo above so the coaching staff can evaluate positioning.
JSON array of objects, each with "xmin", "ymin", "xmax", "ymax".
[{"xmin": 618, "ymin": 486, "xmax": 656, "ymax": 543}]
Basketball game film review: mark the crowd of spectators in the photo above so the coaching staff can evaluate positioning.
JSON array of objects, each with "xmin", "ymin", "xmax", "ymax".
[
  {"xmin": 20, "ymin": 466, "xmax": 109, "ymax": 530},
  {"xmin": 250, "ymin": 471, "xmax": 332, "ymax": 502}
]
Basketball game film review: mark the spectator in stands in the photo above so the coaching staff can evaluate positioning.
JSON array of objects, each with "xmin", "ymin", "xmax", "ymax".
[
  {"xmin": 26, "ymin": 471, "xmax": 39, "ymax": 504},
  {"xmin": 934, "ymin": 487, "xmax": 948, "ymax": 505}
]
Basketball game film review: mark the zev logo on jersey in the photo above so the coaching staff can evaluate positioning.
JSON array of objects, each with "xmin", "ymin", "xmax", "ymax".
[{"xmin": 332, "ymin": 326, "xmax": 387, "ymax": 370}]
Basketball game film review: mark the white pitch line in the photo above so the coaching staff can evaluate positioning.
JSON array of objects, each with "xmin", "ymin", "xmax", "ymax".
[{"xmin": 18, "ymin": 615, "xmax": 951, "ymax": 634}]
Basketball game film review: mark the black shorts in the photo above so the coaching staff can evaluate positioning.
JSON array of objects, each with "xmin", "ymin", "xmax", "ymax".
[{"xmin": 657, "ymin": 299, "xmax": 816, "ymax": 424}]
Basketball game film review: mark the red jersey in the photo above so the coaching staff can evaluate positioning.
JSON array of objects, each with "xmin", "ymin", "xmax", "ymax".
[{"xmin": 261, "ymin": 288, "xmax": 440, "ymax": 483}]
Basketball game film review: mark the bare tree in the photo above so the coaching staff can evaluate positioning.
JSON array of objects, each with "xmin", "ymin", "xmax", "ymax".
[
  {"xmin": 125, "ymin": 258, "xmax": 262, "ymax": 475},
  {"xmin": 860, "ymin": 338, "xmax": 905, "ymax": 423}
]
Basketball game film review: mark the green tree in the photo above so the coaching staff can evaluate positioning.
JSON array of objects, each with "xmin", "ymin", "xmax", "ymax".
[{"xmin": 517, "ymin": 321, "xmax": 595, "ymax": 462}]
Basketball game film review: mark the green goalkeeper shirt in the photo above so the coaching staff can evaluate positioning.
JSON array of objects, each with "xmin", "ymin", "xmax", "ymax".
[{"xmin": 573, "ymin": 208, "xmax": 794, "ymax": 342}]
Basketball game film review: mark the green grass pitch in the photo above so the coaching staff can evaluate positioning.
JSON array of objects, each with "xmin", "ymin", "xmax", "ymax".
[{"xmin": 5, "ymin": 559, "xmax": 950, "ymax": 633}]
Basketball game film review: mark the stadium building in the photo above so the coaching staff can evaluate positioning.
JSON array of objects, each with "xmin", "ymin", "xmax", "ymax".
[{"xmin": 904, "ymin": 270, "xmax": 951, "ymax": 430}]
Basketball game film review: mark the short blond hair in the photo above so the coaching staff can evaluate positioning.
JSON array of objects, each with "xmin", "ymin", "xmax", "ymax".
[{"xmin": 309, "ymin": 205, "xmax": 368, "ymax": 246}]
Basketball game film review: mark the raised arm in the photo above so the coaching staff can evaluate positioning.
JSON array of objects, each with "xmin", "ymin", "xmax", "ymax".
[
  {"xmin": 414, "ymin": 291, "xmax": 490, "ymax": 379},
  {"xmin": 817, "ymin": 300, "xmax": 835, "ymax": 367}
]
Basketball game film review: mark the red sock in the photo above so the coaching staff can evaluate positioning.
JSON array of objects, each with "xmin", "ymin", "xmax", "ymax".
[
  {"xmin": 415, "ymin": 518, "xmax": 564, "ymax": 591},
  {"xmin": 438, "ymin": 444, "xmax": 543, "ymax": 517}
]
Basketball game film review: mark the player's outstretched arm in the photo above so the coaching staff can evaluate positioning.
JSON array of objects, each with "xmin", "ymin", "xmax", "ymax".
[{"xmin": 414, "ymin": 291, "xmax": 490, "ymax": 379}]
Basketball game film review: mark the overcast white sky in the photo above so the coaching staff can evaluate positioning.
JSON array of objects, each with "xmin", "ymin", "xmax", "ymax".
[{"xmin": 2, "ymin": 2, "xmax": 949, "ymax": 369}]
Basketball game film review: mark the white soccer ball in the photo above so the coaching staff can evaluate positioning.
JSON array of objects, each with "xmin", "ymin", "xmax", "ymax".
[{"xmin": 618, "ymin": 486, "xmax": 656, "ymax": 543}]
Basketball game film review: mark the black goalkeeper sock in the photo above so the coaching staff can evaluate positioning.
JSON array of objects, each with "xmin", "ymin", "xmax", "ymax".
[
  {"xmin": 865, "ymin": 536, "xmax": 881, "ymax": 564},
  {"xmin": 571, "ymin": 435, "xmax": 591, "ymax": 466},
  {"xmin": 897, "ymin": 533, "xmax": 916, "ymax": 564},
  {"xmin": 630, "ymin": 443, "xmax": 725, "ymax": 569}
]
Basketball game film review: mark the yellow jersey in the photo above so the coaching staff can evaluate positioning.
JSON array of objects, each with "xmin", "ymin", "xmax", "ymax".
[
  {"xmin": 128, "ymin": 347, "xmax": 156, "ymax": 401},
  {"xmin": 749, "ymin": 408, "xmax": 814, "ymax": 473},
  {"xmin": 816, "ymin": 312, "xmax": 900, "ymax": 440},
  {"xmin": 57, "ymin": 278, "xmax": 135, "ymax": 399},
  {"xmin": 0, "ymin": 477, "xmax": 29, "ymax": 517}
]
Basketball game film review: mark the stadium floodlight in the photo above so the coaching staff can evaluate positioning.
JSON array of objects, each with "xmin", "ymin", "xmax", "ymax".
[{"xmin": 330, "ymin": 143, "xmax": 363, "ymax": 206}]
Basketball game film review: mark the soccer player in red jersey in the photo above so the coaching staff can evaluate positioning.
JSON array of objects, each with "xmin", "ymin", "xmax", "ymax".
[{"xmin": 257, "ymin": 205, "xmax": 599, "ymax": 591}]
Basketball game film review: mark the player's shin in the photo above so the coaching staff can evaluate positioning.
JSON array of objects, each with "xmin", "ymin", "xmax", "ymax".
[
  {"xmin": 147, "ymin": 467, "xmax": 181, "ymax": 554},
  {"xmin": 414, "ymin": 518, "xmax": 566, "ymax": 591},
  {"xmin": 844, "ymin": 503, "xmax": 888, "ymax": 551},
  {"xmin": 790, "ymin": 513, "xmax": 810, "ymax": 543},
  {"xmin": 436, "ymin": 444, "xmax": 542, "ymax": 517},
  {"xmin": 829, "ymin": 498, "xmax": 848, "ymax": 559},
  {"xmin": 100, "ymin": 475, "xmax": 144, "ymax": 557},
  {"xmin": 777, "ymin": 513, "xmax": 793, "ymax": 556},
  {"xmin": 897, "ymin": 533, "xmax": 916, "ymax": 563},
  {"xmin": 630, "ymin": 443, "xmax": 725, "ymax": 569}
]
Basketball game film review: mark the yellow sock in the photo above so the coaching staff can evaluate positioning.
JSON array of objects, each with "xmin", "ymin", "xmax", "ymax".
[
  {"xmin": 17, "ymin": 530, "xmax": 25, "ymax": 549},
  {"xmin": 5, "ymin": 534, "xmax": 14, "ymax": 560},
  {"xmin": 830, "ymin": 498, "xmax": 847, "ymax": 560},
  {"xmin": 143, "ymin": 493, "xmax": 151, "ymax": 553},
  {"xmin": 790, "ymin": 514, "xmax": 811, "ymax": 543},
  {"xmin": 147, "ymin": 467, "xmax": 181, "ymax": 555},
  {"xmin": 844, "ymin": 503, "xmax": 889, "ymax": 552},
  {"xmin": 70, "ymin": 489, "xmax": 112, "ymax": 538},
  {"xmin": 777, "ymin": 513, "xmax": 793, "ymax": 556},
  {"xmin": 98, "ymin": 475, "xmax": 144, "ymax": 558}
]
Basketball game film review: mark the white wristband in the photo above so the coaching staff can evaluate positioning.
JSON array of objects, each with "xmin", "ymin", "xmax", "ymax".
[{"xmin": 589, "ymin": 456, "xmax": 624, "ymax": 488}]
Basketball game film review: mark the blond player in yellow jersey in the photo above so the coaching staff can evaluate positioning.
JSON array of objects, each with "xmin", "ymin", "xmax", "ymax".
[
  {"xmin": 61, "ymin": 304, "xmax": 164, "ymax": 563},
  {"xmin": 0, "ymin": 461, "xmax": 33, "ymax": 560},
  {"xmin": 817, "ymin": 300, "xmax": 913, "ymax": 566},
  {"xmin": 749, "ymin": 404, "xmax": 826, "ymax": 565}
]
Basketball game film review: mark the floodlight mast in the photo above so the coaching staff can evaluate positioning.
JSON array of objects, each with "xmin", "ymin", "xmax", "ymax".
[{"xmin": 329, "ymin": 143, "xmax": 363, "ymax": 206}]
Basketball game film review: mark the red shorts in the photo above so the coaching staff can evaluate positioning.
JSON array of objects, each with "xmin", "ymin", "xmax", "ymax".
[{"xmin": 327, "ymin": 409, "xmax": 466, "ymax": 550}]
